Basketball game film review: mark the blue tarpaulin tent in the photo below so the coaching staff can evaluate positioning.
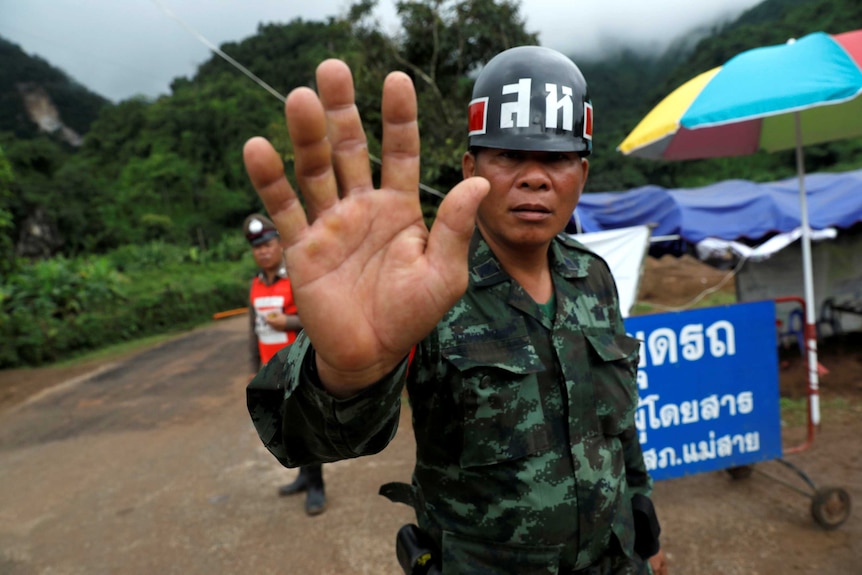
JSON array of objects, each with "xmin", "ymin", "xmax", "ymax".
[
  {"xmin": 575, "ymin": 168, "xmax": 862, "ymax": 244},
  {"xmin": 574, "ymin": 168, "xmax": 862, "ymax": 336}
]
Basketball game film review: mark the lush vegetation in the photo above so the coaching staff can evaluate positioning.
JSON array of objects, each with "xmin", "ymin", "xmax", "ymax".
[
  {"xmin": 1, "ymin": 0, "xmax": 861, "ymax": 367},
  {"xmin": 0, "ymin": 236, "xmax": 253, "ymax": 368}
]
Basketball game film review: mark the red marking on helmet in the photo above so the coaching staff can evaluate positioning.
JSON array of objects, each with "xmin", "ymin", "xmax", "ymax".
[
  {"xmin": 468, "ymin": 97, "xmax": 488, "ymax": 135},
  {"xmin": 583, "ymin": 102, "xmax": 593, "ymax": 141}
]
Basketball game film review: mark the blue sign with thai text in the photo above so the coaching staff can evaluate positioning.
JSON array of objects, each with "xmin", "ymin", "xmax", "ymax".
[{"xmin": 624, "ymin": 301, "xmax": 782, "ymax": 481}]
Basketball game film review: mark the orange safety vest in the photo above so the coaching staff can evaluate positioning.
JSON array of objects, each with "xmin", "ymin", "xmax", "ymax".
[{"xmin": 250, "ymin": 275, "xmax": 298, "ymax": 365}]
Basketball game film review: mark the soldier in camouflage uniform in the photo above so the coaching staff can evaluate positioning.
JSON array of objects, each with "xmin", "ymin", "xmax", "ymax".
[{"xmin": 243, "ymin": 46, "xmax": 667, "ymax": 574}]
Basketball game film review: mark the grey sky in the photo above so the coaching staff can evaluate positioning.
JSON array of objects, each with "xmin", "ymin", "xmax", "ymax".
[{"xmin": 0, "ymin": 0, "xmax": 763, "ymax": 102}]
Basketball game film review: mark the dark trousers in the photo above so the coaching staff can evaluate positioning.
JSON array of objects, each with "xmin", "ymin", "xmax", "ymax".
[{"xmin": 300, "ymin": 463, "xmax": 324, "ymax": 488}]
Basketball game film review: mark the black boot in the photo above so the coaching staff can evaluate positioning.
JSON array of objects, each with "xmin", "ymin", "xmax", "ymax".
[
  {"xmin": 305, "ymin": 484, "xmax": 326, "ymax": 516},
  {"xmin": 303, "ymin": 464, "xmax": 326, "ymax": 516},
  {"xmin": 278, "ymin": 468, "xmax": 309, "ymax": 497}
]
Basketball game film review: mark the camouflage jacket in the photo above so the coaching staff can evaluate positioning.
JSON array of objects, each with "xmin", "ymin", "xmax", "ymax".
[{"xmin": 247, "ymin": 231, "xmax": 652, "ymax": 573}]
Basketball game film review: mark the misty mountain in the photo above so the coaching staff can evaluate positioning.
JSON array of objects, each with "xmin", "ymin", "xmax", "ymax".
[
  {"xmin": 5, "ymin": 0, "xmax": 856, "ymax": 152},
  {"xmin": 578, "ymin": 0, "xmax": 862, "ymax": 191},
  {"xmin": 1, "ymin": 0, "xmax": 860, "ymax": 264},
  {"xmin": 0, "ymin": 36, "xmax": 109, "ymax": 144}
]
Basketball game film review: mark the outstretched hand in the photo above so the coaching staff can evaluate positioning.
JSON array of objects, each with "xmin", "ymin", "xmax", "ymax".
[{"xmin": 243, "ymin": 59, "xmax": 488, "ymax": 397}]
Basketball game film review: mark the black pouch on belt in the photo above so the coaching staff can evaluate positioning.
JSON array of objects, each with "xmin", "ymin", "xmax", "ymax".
[
  {"xmin": 395, "ymin": 524, "xmax": 442, "ymax": 575},
  {"xmin": 379, "ymin": 482, "xmax": 442, "ymax": 575},
  {"xmin": 631, "ymin": 493, "xmax": 661, "ymax": 559}
]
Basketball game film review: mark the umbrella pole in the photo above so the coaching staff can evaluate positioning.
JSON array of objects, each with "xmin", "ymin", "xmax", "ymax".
[{"xmin": 794, "ymin": 112, "xmax": 820, "ymax": 427}]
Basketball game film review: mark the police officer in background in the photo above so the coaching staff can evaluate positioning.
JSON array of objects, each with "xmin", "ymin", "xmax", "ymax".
[
  {"xmin": 244, "ymin": 46, "xmax": 667, "ymax": 573},
  {"xmin": 244, "ymin": 213, "xmax": 326, "ymax": 516}
]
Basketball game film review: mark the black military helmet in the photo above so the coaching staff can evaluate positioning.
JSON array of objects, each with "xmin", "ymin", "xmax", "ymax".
[
  {"xmin": 467, "ymin": 46, "xmax": 592, "ymax": 155},
  {"xmin": 243, "ymin": 213, "xmax": 279, "ymax": 246}
]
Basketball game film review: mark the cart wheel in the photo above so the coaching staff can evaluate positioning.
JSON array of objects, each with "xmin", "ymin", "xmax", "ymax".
[
  {"xmin": 811, "ymin": 487, "xmax": 851, "ymax": 530},
  {"xmin": 726, "ymin": 465, "xmax": 754, "ymax": 480}
]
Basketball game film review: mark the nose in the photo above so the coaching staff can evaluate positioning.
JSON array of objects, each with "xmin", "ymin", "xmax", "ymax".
[{"xmin": 516, "ymin": 160, "xmax": 551, "ymax": 191}]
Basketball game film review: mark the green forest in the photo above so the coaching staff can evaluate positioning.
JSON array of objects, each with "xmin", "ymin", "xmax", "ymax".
[{"xmin": 2, "ymin": 0, "xmax": 861, "ymax": 368}]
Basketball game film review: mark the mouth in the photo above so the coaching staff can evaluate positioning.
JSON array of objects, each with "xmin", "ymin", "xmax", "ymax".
[{"xmin": 511, "ymin": 204, "xmax": 552, "ymax": 221}]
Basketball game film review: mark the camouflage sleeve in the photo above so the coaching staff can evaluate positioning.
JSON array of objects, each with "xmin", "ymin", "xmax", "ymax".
[
  {"xmin": 246, "ymin": 331, "xmax": 407, "ymax": 468},
  {"xmin": 604, "ymin": 258, "xmax": 653, "ymax": 500},
  {"xmin": 622, "ymin": 425, "xmax": 653, "ymax": 498}
]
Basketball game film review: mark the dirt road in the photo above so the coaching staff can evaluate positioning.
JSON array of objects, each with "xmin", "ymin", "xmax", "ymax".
[{"xmin": 0, "ymin": 315, "xmax": 860, "ymax": 574}]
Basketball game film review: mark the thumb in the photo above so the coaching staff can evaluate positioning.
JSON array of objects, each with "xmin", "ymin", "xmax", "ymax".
[{"xmin": 425, "ymin": 176, "xmax": 489, "ymax": 288}]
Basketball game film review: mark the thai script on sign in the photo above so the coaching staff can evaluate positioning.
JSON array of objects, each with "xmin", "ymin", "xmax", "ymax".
[
  {"xmin": 643, "ymin": 431, "xmax": 761, "ymax": 471},
  {"xmin": 636, "ymin": 392, "xmax": 754, "ymax": 444},
  {"xmin": 630, "ymin": 319, "xmax": 736, "ymax": 390},
  {"xmin": 625, "ymin": 301, "xmax": 782, "ymax": 481}
]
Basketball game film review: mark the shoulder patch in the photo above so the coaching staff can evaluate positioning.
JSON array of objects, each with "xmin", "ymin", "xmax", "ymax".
[
  {"xmin": 553, "ymin": 233, "xmax": 616, "ymax": 280},
  {"xmin": 556, "ymin": 232, "xmax": 595, "ymax": 254}
]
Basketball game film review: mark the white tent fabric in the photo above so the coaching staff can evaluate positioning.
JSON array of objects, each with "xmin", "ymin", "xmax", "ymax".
[
  {"xmin": 695, "ymin": 227, "xmax": 838, "ymax": 262},
  {"xmin": 571, "ymin": 225, "xmax": 652, "ymax": 317}
]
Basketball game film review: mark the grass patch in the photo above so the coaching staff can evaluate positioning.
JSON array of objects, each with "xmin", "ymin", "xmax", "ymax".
[
  {"xmin": 780, "ymin": 395, "xmax": 856, "ymax": 427},
  {"xmin": 631, "ymin": 291, "xmax": 737, "ymax": 316},
  {"xmin": 50, "ymin": 331, "xmax": 188, "ymax": 368}
]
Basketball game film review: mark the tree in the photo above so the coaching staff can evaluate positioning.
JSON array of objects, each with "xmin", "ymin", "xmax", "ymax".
[
  {"xmin": 0, "ymin": 145, "xmax": 14, "ymax": 271},
  {"xmin": 344, "ymin": 0, "xmax": 540, "ymax": 197}
]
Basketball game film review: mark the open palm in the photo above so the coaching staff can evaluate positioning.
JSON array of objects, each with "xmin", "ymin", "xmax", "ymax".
[{"xmin": 243, "ymin": 60, "xmax": 488, "ymax": 396}]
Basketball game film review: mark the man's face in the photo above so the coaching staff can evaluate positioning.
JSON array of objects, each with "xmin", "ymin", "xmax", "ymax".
[
  {"xmin": 462, "ymin": 148, "xmax": 589, "ymax": 253},
  {"xmin": 251, "ymin": 237, "xmax": 283, "ymax": 272}
]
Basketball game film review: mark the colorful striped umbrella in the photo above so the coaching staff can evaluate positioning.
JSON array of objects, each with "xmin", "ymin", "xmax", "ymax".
[
  {"xmin": 618, "ymin": 29, "xmax": 862, "ymax": 159},
  {"xmin": 617, "ymin": 29, "xmax": 862, "ymax": 429}
]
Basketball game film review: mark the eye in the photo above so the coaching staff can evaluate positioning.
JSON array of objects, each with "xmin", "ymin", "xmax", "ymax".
[
  {"xmin": 498, "ymin": 150, "xmax": 524, "ymax": 161},
  {"xmin": 547, "ymin": 152, "xmax": 575, "ymax": 163}
]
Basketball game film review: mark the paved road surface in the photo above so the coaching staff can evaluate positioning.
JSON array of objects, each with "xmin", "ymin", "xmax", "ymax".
[
  {"xmin": 1, "ymin": 316, "xmax": 860, "ymax": 574},
  {"xmin": 0, "ymin": 317, "xmax": 415, "ymax": 575}
]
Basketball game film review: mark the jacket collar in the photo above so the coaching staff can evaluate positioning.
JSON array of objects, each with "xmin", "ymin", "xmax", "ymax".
[{"xmin": 467, "ymin": 230, "xmax": 592, "ymax": 289}]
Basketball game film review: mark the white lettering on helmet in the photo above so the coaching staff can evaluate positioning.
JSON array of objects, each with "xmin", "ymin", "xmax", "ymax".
[
  {"xmin": 500, "ymin": 78, "xmax": 531, "ymax": 129},
  {"xmin": 545, "ymin": 83, "xmax": 573, "ymax": 131}
]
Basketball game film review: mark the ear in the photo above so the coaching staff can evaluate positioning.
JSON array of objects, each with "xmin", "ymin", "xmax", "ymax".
[
  {"xmin": 462, "ymin": 151, "xmax": 476, "ymax": 179},
  {"xmin": 580, "ymin": 157, "xmax": 590, "ymax": 189}
]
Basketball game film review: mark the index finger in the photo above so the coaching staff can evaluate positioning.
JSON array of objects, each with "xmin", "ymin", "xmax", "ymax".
[
  {"xmin": 379, "ymin": 71, "xmax": 420, "ymax": 194},
  {"xmin": 243, "ymin": 136, "xmax": 308, "ymax": 247}
]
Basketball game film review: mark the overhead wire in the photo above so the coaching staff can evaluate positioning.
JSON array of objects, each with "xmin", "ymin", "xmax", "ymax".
[
  {"xmin": 150, "ymin": 0, "xmax": 446, "ymax": 200},
  {"xmin": 150, "ymin": 0, "xmax": 286, "ymax": 103}
]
